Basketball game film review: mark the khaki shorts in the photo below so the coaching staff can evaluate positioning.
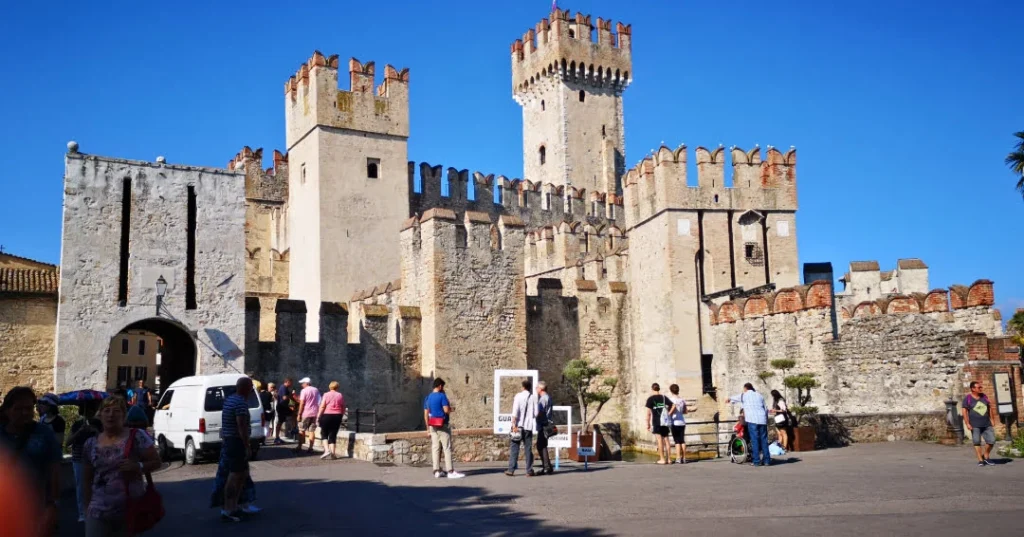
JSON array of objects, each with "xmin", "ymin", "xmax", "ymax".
[{"xmin": 299, "ymin": 416, "xmax": 318, "ymax": 433}]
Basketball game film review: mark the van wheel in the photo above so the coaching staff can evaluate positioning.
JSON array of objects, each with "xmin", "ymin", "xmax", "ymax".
[
  {"xmin": 157, "ymin": 435, "xmax": 170, "ymax": 461},
  {"xmin": 185, "ymin": 438, "xmax": 198, "ymax": 465}
]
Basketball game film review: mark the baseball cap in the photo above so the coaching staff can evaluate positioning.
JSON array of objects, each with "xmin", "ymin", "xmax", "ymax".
[{"xmin": 299, "ymin": 377, "xmax": 311, "ymax": 384}]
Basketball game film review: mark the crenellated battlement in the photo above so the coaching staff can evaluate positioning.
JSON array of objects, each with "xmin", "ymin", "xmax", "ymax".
[
  {"xmin": 622, "ymin": 144, "xmax": 797, "ymax": 227},
  {"xmin": 511, "ymin": 9, "xmax": 632, "ymax": 97},
  {"xmin": 284, "ymin": 50, "xmax": 410, "ymax": 148},
  {"xmin": 408, "ymin": 161, "xmax": 625, "ymax": 231},
  {"xmin": 228, "ymin": 146, "xmax": 288, "ymax": 202},
  {"xmin": 524, "ymin": 220, "xmax": 627, "ymax": 282},
  {"xmin": 710, "ymin": 279, "xmax": 998, "ymax": 326}
]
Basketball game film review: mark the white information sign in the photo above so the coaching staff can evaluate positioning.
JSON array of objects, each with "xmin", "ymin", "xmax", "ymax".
[
  {"xmin": 493, "ymin": 369, "xmax": 539, "ymax": 435},
  {"xmin": 776, "ymin": 220, "xmax": 789, "ymax": 237},
  {"xmin": 549, "ymin": 405, "xmax": 572, "ymax": 449},
  {"xmin": 676, "ymin": 218, "xmax": 690, "ymax": 236}
]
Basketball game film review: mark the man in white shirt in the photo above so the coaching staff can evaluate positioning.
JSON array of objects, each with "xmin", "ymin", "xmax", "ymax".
[{"xmin": 505, "ymin": 379, "xmax": 538, "ymax": 477}]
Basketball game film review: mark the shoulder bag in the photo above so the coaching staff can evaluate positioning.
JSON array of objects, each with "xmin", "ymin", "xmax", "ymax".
[
  {"xmin": 123, "ymin": 428, "xmax": 164, "ymax": 534},
  {"xmin": 659, "ymin": 395, "xmax": 672, "ymax": 427}
]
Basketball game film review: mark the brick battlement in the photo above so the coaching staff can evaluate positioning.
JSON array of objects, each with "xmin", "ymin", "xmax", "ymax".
[
  {"xmin": 512, "ymin": 9, "xmax": 632, "ymax": 96},
  {"xmin": 623, "ymin": 145, "xmax": 797, "ymax": 225},
  {"xmin": 284, "ymin": 51, "xmax": 409, "ymax": 147},
  {"xmin": 408, "ymin": 161, "xmax": 624, "ymax": 231},
  {"xmin": 710, "ymin": 279, "xmax": 997, "ymax": 325}
]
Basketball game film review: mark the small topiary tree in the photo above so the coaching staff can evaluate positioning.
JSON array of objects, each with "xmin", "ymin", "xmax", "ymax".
[
  {"xmin": 562, "ymin": 359, "xmax": 618, "ymax": 430},
  {"xmin": 783, "ymin": 373, "xmax": 819, "ymax": 425},
  {"xmin": 757, "ymin": 371, "xmax": 775, "ymax": 385}
]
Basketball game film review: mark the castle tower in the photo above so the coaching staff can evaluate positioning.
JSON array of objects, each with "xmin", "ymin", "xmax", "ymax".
[
  {"xmin": 284, "ymin": 52, "xmax": 410, "ymax": 340},
  {"xmin": 511, "ymin": 9, "xmax": 632, "ymax": 195}
]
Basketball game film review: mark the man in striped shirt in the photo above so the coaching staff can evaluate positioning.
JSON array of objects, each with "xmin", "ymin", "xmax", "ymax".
[
  {"xmin": 729, "ymin": 383, "xmax": 770, "ymax": 467},
  {"xmin": 221, "ymin": 377, "xmax": 253, "ymax": 521}
]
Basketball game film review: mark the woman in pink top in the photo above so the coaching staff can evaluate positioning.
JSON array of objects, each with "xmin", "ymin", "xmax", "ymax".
[{"xmin": 317, "ymin": 382, "xmax": 346, "ymax": 460}]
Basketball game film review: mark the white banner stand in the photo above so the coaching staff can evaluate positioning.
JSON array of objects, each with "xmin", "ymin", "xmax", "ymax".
[
  {"xmin": 551, "ymin": 405, "xmax": 572, "ymax": 470},
  {"xmin": 492, "ymin": 369, "xmax": 539, "ymax": 434}
]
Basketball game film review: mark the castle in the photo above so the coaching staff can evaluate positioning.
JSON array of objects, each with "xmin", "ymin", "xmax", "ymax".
[{"xmin": 4, "ymin": 8, "xmax": 1017, "ymax": 443}]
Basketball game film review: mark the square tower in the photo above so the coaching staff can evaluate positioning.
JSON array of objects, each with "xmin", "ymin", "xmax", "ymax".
[
  {"xmin": 284, "ymin": 52, "xmax": 410, "ymax": 340},
  {"xmin": 512, "ymin": 9, "xmax": 632, "ymax": 195}
]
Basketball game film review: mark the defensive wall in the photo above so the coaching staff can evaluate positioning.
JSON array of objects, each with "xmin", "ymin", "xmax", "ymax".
[
  {"xmin": 709, "ymin": 279, "xmax": 1017, "ymax": 441},
  {"xmin": 231, "ymin": 147, "xmax": 290, "ymax": 340}
]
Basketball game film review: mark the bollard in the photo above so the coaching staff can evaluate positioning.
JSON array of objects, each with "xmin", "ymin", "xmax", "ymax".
[{"xmin": 944, "ymin": 399, "xmax": 963, "ymax": 445}]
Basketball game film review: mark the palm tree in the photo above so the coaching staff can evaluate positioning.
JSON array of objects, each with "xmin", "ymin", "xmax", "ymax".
[{"xmin": 1006, "ymin": 131, "xmax": 1024, "ymax": 196}]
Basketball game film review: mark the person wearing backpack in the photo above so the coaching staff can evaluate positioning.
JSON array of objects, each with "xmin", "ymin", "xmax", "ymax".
[
  {"xmin": 645, "ymin": 383, "xmax": 672, "ymax": 465},
  {"xmin": 962, "ymin": 381, "xmax": 996, "ymax": 467}
]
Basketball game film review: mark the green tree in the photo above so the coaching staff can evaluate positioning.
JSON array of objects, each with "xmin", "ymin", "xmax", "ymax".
[
  {"xmin": 1008, "ymin": 310, "xmax": 1024, "ymax": 357},
  {"xmin": 1006, "ymin": 131, "xmax": 1024, "ymax": 197},
  {"xmin": 562, "ymin": 359, "xmax": 618, "ymax": 430}
]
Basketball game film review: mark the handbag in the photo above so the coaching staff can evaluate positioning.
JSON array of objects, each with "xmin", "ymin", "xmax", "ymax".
[
  {"xmin": 774, "ymin": 413, "xmax": 788, "ymax": 425},
  {"xmin": 659, "ymin": 395, "xmax": 672, "ymax": 427},
  {"xmin": 542, "ymin": 423, "xmax": 557, "ymax": 439},
  {"xmin": 123, "ymin": 429, "xmax": 165, "ymax": 534},
  {"xmin": 427, "ymin": 416, "xmax": 445, "ymax": 427}
]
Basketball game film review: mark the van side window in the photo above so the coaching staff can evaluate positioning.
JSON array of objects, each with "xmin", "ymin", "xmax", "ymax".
[
  {"xmin": 204, "ymin": 387, "xmax": 226, "ymax": 412},
  {"xmin": 157, "ymin": 389, "xmax": 174, "ymax": 409}
]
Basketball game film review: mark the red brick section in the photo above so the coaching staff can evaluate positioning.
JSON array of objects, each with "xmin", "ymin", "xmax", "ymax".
[
  {"xmin": 853, "ymin": 302, "xmax": 881, "ymax": 318},
  {"xmin": 922, "ymin": 290, "xmax": 949, "ymax": 313},
  {"xmin": 743, "ymin": 297, "xmax": 769, "ymax": 317},
  {"xmin": 718, "ymin": 302, "xmax": 740, "ymax": 323},
  {"xmin": 966, "ymin": 280, "xmax": 995, "ymax": 307},
  {"xmin": 773, "ymin": 289, "xmax": 803, "ymax": 313},
  {"xmin": 949, "ymin": 286, "xmax": 967, "ymax": 309},
  {"xmin": 886, "ymin": 296, "xmax": 920, "ymax": 314},
  {"xmin": 961, "ymin": 335, "xmax": 1024, "ymax": 438},
  {"xmin": 805, "ymin": 281, "xmax": 832, "ymax": 308}
]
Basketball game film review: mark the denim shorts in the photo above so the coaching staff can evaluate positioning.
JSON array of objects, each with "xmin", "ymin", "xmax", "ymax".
[{"xmin": 972, "ymin": 426, "xmax": 995, "ymax": 446}]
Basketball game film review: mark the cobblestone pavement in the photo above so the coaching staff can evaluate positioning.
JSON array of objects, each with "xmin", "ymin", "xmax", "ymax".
[{"xmin": 56, "ymin": 441, "xmax": 1022, "ymax": 536}]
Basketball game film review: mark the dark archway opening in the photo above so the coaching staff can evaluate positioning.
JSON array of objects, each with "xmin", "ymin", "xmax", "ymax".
[{"xmin": 108, "ymin": 318, "xmax": 197, "ymax": 396}]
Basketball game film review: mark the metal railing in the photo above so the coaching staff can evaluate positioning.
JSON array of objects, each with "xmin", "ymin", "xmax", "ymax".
[
  {"xmin": 352, "ymin": 409, "xmax": 377, "ymax": 434},
  {"xmin": 677, "ymin": 414, "xmax": 739, "ymax": 458}
]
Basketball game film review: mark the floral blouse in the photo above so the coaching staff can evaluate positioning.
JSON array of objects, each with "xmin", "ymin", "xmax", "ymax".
[{"xmin": 84, "ymin": 429, "xmax": 154, "ymax": 519}]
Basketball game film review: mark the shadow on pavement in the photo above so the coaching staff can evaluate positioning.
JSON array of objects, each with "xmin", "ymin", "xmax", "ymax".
[
  {"xmin": 56, "ymin": 476, "xmax": 610, "ymax": 537},
  {"xmin": 459, "ymin": 465, "xmax": 611, "ymax": 477}
]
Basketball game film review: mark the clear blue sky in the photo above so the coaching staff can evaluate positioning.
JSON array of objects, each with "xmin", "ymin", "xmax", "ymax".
[{"xmin": 1, "ymin": 1, "xmax": 1021, "ymax": 314}]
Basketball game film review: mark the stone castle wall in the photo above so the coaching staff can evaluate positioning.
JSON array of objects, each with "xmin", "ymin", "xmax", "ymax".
[
  {"xmin": 57, "ymin": 152, "xmax": 247, "ymax": 392},
  {"xmin": 0, "ymin": 295, "xmax": 57, "ymax": 392},
  {"xmin": 711, "ymin": 280, "xmax": 1004, "ymax": 421}
]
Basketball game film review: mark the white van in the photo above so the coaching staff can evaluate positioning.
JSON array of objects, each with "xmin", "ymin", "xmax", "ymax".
[{"xmin": 152, "ymin": 373, "xmax": 265, "ymax": 465}]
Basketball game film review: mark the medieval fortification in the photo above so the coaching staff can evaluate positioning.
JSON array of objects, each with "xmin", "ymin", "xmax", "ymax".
[{"xmin": 2, "ymin": 8, "xmax": 1018, "ymax": 446}]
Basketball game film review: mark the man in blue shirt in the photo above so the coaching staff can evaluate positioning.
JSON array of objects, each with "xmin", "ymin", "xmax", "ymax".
[
  {"xmin": 423, "ymin": 378, "xmax": 464, "ymax": 479},
  {"xmin": 730, "ymin": 383, "xmax": 770, "ymax": 467},
  {"xmin": 220, "ymin": 377, "xmax": 253, "ymax": 521}
]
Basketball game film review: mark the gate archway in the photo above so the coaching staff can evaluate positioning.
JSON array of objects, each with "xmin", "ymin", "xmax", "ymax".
[{"xmin": 107, "ymin": 318, "xmax": 197, "ymax": 395}]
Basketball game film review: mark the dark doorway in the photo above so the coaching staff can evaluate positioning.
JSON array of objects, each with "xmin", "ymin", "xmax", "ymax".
[{"xmin": 109, "ymin": 318, "xmax": 197, "ymax": 395}]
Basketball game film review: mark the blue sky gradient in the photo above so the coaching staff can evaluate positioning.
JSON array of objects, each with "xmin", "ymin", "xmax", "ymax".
[{"xmin": 1, "ymin": 1, "xmax": 1021, "ymax": 313}]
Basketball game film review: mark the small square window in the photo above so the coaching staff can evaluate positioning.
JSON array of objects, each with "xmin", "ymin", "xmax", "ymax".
[{"xmin": 367, "ymin": 158, "xmax": 380, "ymax": 179}]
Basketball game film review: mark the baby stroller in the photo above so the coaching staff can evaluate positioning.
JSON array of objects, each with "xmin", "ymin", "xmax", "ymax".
[{"xmin": 728, "ymin": 411, "xmax": 750, "ymax": 464}]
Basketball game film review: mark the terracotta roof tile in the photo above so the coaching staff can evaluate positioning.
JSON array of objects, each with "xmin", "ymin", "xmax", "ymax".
[
  {"xmin": 897, "ymin": 258, "xmax": 927, "ymax": 270},
  {"xmin": 850, "ymin": 261, "xmax": 880, "ymax": 272},
  {"xmin": 0, "ymin": 268, "xmax": 59, "ymax": 295}
]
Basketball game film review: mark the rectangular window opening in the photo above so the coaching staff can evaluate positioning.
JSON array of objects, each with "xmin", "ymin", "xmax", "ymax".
[
  {"xmin": 138, "ymin": 340, "xmax": 146, "ymax": 356},
  {"xmin": 186, "ymin": 185, "xmax": 198, "ymax": 310},
  {"xmin": 118, "ymin": 178, "xmax": 131, "ymax": 306},
  {"xmin": 455, "ymin": 225, "xmax": 468, "ymax": 249},
  {"xmin": 120, "ymin": 338, "xmax": 129, "ymax": 355},
  {"xmin": 367, "ymin": 157, "xmax": 380, "ymax": 179}
]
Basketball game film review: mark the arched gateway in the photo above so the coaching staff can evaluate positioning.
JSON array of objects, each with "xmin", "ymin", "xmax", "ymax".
[{"xmin": 54, "ymin": 149, "xmax": 247, "ymax": 393}]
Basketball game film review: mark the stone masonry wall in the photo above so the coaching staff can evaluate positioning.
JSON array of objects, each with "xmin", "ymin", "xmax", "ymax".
[
  {"xmin": 245, "ymin": 297, "xmax": 428, "ymax": 432},
  {"xmin": 0, "ymin": 295, "xmax": 57, "ymax": 391},
  {"xmin": 56, "ymin": 152, "xmax": 246, "ymax": 391}
]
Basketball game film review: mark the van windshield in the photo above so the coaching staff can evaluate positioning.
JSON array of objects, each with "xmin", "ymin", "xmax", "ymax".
[{"xmin": 204, "ymin": 386, "xmax": 261, "ymax": 412}]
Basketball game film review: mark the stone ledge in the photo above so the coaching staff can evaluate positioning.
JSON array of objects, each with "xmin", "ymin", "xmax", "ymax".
[
  {"xmin": 421, "ymin": 208, "xmax": 457, "ymax": 222},
  {"xmin": 398, "ymin": 306, "xmax": 421, "ymax": 319},
  {"xmin": 362, "ymin": 304, "xmax": 389, "ymax": 318},
  {"xmin": 465, "ymin": 211, "xmax": 492, "ymax": 224},
  {"xmin": 609, "ymin": 281, "xmax": 627, "ymax": 293},
  {"xmin": 575, "ymin": 279, "xmax": 598, "ymax": 292}
]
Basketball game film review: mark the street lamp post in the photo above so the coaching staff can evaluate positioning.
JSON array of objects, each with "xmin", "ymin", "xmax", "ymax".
[{"xmin": 155, "ymin": 276, "xmax": 167, "ymax": 317}]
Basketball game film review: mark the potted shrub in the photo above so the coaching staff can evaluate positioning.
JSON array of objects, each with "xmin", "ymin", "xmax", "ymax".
[
  {"xmin": 783, "ymin": 373, "xmax": 819, "ymax": 451},
  {"xmin": 562, "ymin": 359, "xmax": 617, "ymax": 461}
]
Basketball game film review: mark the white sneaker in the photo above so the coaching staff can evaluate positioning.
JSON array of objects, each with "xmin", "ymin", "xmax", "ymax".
[
  {"xmin": 433, "ymin": 470, "xmax": 446, "ymax": 478},
  {"xmin": 446, "ymin": 471, "xmax": 466, "ymax": 479},
  {"xmin": 240, "ymin": 504, "xmax": 262, "ymax": 514}
]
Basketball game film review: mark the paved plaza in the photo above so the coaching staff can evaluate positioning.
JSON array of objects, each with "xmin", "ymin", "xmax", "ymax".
[{"xmin": 57, "ymin": 441, "xmax": 1021, "ymax": 537}]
